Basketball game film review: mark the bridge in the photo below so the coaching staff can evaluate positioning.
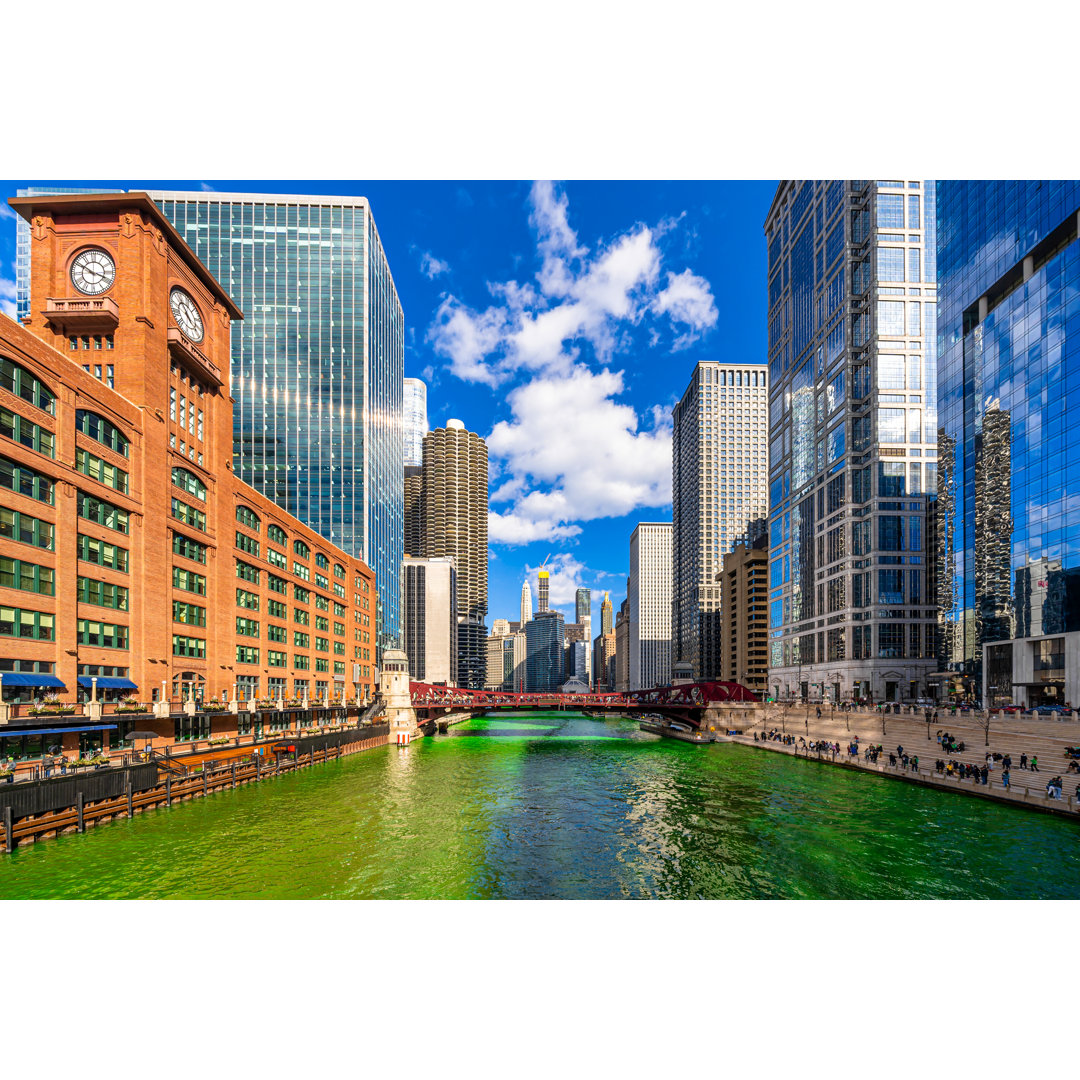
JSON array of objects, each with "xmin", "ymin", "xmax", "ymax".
[{"xmin": 409, "ymin": 680, "xmax": 759, "ymax": 728}]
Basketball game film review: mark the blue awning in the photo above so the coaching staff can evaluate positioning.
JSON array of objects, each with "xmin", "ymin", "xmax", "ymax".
[
  {"xmin": 0, "ymin": 724, "xmax": 118, "ymax": 737},
  {"xmin": 76, "ymin": 677, "xmax": 138, "ymax": 690},
  {"xmin": 0, "ymin": 673, "xmax": 66, "ymax": 689}
]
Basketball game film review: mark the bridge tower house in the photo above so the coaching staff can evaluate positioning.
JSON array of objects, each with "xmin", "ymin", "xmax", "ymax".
[{"xmin": 379, "ymin": 649, "xmax": 418, "ymax": 745}]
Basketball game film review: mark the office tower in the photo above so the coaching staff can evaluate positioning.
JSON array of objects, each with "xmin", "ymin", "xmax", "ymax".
[
  {"xmin": 503, "ymin": 632, "xmax": 527, "ymax": 692},
  {"xmin": 403, "ymin": 377, "xmax": 428, "ymax": 468},
  {"xmin": 593, "ymin": 631, "xmax": 616, "ymax": 691},
  {"xmin": 629, "ymin": 523, "xmax": 672, "ymax": 690},
  {"xmin": 575, "ymin": 587, "xmax": 591, "ymax": 622},
  {"xmin": 614, "ymin": 598, "xmax": 630, "ymax": 692},
  {"xmin": 520, "ymin": 580, "xmax": 533, "ymax": 625},
  {"xmin": 404, "ymin": 466, "xmax": 423, "ymax": 557},
  {"xmin": 538, "ymin": 568, "xmax": 549, "ymax": 612},
  {"xmin": 937, "ymin": 181, "xmax": 1080, "ymax": 708},
  {"xmin": 764, "ymin": 180, "xmax": 938, "ymax": 704},
  {"xmin": 525, "ymin": 610, "xmax": 564, "ymax": 691},
  {"xmin": 402, "ymin": 556, "xmax": 458, "ymax": 685},
  {"xmin": 149, "ymin": 190, "xmax": 404, "ymax": 659},
  {"xmin": 485, "ymin": 634, "xmax": 505, "ymax": 689},
  {"xmin": 672, "ymin": 361, "xmax": 768, "ymax": 682},
  {"xmin": 15, "ymin": 186, "xmax": 123, "ymax": 325},
  {"xmin": 485, "ymin": 618, "xmax": 511, "ymax": 688},
  {"xmin": 568, "ymin": 640, "xmax": 587, "ymax": 680},
  {"xmin": 420, "ymin": 419, "xmax": 489, "ymax": 688},
  {"xmin": 2, "ymin": 192, "xmax": 377, "ymax": 727},
  {"xmin": 600, "ymin": 591, "xmax": 613, "ymax": 635},
  {"xmin": 720, "ymin": 533, "xmax": 769, "ymax": 696}
]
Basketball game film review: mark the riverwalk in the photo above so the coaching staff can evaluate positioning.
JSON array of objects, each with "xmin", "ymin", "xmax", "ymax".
[
  {"xmin": 722, "ymin": 707, "xmax": 1080, "ymax": 819},
  {"xmin": 1, "ymin": 723, "xmax": 389, "ymax": 852}
]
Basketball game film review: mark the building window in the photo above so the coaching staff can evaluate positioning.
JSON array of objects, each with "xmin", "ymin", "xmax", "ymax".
[
  {"xmin": 0, "ymin": 557, "xmax": 54, "ymax": 596},
  {"xmin": 76, "ymin": 448, "xmax": 128, "ymax": 493},
  {"xmin": 172, "ymin": 498, "xmax": 207, "ymax": 532},
  {"xmin": 75, "ymin": 410, "xmax": 129, "ymax": 457},
  {"xmin": 0, "ymin": 404, "xmax": 55, "ymax": 462},
  {"xmin": 172, "ymin": 533, "xmax": 208, "ymax": 564},
  {"xmin": 173, "ymin": 601, "xmax": 207, "ymax": 627},
  {"xmin": 77, "ymin": 618, "xmax": 127, "ymax": 649},
  {"xmin": 172, "ymin": 634, "xmax": 205, "ymax": 658},
  {"xmin": 78, "ymin": 576, "xmax": 129, "ymax": 610},
  {"xmin": 171, "ymin": 466, "xmax": 206, "ymax": 501},
  {"xmin": 77, "ymin": 533, "xmax": 129, "ymax": 572},
  {"xmin": 0, "ymin": 507, "xmax": 54, "ymax": 550},
  {"xmin": 173, "ymin": 567, "xmax": 207, "ymax": 595},
  {"xmin": 0, "ymin": 357, "xmax": 56, "ymax": 414},
  {"xmin": 236, "ymin": 505, "xmax": 261, "ymax": 531}
]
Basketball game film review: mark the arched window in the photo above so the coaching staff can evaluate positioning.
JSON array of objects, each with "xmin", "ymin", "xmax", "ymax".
[
  {"xmin": 172, "ymin": 466, "xmax": 206, "ymax": 501},
  {"xmin": 76, "ymin": 410, "xmax": 130, "ymax": 457},
  {"xmin": 0, "ymin": 356, "xmax": 55, "ymax": 415},
  {"xmin": 236, "ymin": 504, "xmax": 261, "ymax": 531}
]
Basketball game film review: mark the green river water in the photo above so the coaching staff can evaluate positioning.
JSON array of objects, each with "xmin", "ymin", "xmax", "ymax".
[{"xmin": 1, "ymin": 711, "xmax": 1077, "ymax": 899}]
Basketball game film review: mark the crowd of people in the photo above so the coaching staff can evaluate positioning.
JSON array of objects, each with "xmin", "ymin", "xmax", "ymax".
[{"xmin": 748, "ymin": 719, "xmax": 1079, "ymax": 807}]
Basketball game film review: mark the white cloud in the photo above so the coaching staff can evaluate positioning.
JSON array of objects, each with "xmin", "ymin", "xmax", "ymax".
[
  {"xmin": 199, "ymin": 182, "xmax": 215, "ymax": 192},
  {"xmin": 420, "ymin": 251, "xmax": 451, "ymax": 279},
  {"xmin": 426, "ymin": 181, "xmax": 708, "ymax": 545},
  {"xmin": 523, "ymin": 554, "xmax": 589, "ymax": 610},
  {"xmin": 653, "ymin": 269, "xmax": 718, "ymax": 330},
  {"xmin": 487, "ymin": 364, "xmax": 672, "ymax": 545},
  {"xmin": 0, "ymin": 276, "xmax": 17, "ymax": 318},
  {"xmin": 0, "ymin": 203, "xmax": 15, "ymax": 222}
]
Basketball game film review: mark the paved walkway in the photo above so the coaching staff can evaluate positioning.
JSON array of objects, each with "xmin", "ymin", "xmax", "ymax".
[{"xmin": 724, "ymin": 708, "xmax": 1080, "ymax": 817}]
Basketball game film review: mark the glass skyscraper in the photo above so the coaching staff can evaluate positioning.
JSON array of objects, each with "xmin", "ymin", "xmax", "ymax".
[
  {"xmin": 403, "ymin": 377, "xmax": 428, "ymax": 468},
  {"xmin": 148, "ymin": 191, "xmax": 404, "ymax": 657},
  {"xmin": 937, "ymin": 181, "xmax": 1080, "ymax": 707},
  {"xmin": 765, "ymin": 181, "xmax": 938, "ymax": 705}
]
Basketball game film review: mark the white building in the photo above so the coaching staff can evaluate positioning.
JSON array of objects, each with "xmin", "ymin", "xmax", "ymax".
[
  {"xmin": 672, "ymin": 362, "xmax": 769, "ymax": 680},
  {"xmin": 629, "ymin": 523, "xmax": 673, "ymax": 690},
  {"xmin": 520, "ymin": 580, "xmax": 533, "ymax": 626},
  {"xmin": 403, "ymin": 377, "xmax": 429, "ymax": 468},
  {"xmin": 402, "ymin": 555, "xmax": 457, "ymax": 685}
]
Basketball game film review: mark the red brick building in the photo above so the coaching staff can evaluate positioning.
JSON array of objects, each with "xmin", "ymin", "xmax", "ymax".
[{"xmin": 0, "ymin": 193, "xmax": 376, "ymax": 755}]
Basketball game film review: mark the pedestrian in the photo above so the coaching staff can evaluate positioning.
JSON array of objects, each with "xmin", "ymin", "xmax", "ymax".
[
  {"xmin": 1002, "ymin": 768, "xmax": 1010, "ymax": 789},
  {"xmin": 816, "ymin": 706, "xmax": 821, "ymax": 719},
  {"xmin": 1020, "ymin": 753, "xmax": 1028, "ymax": 770},
  {"xmin": 1003, "ymin": 754, "xmax": 1012, "ymax": 771},
  {"xmin": 1031, "ymin": 755, "xmax": 1039, "ymax": 773},
  {"xmin": 980, "ymin": 765, "xmax": 988, "ymax": 785}
]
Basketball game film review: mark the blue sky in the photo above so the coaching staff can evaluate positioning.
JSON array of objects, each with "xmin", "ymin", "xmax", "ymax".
[{"xmin": 0, "ymin": 179, "xmax": 775, "ymax": 631}]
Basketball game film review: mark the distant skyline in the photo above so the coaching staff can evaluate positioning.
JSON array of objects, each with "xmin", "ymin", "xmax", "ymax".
[{"xmin": 0, "ymin": 179, "xmax": 774, "ymax": 631}]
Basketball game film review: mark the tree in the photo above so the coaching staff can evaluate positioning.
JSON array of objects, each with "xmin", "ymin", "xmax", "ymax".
[{"xmin": 972, "ymin": 709, "xmax": 991, "ymax": 747}]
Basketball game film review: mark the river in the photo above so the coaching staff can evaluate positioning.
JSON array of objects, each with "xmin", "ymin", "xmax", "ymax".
[{"xmin": 1, "ymin": 711, "xmax": 1077, "ymax": 899}]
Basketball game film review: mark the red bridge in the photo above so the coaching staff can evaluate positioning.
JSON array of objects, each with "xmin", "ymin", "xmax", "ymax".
[{"xmin": 410, "ymin": 681, "xmax": 758, "ymax": 728}]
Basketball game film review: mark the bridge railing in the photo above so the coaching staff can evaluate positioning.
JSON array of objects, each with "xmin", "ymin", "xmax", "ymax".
[{"xmin": 408, "ymin": 680, "xmax": 760, "ymax": 709}]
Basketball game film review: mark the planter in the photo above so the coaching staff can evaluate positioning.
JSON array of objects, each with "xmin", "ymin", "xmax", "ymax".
[{"xmin": 29, "ymin": 707, "xmax": 77, "ymax": 717}]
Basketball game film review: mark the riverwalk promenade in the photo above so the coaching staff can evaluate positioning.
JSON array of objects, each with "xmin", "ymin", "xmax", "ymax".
[{"xmin": 723, "ymin": 705, "xmax": 1080, "ymax": 818}]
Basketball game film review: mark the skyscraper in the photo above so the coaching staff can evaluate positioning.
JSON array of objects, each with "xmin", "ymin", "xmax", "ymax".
[
  {"xmin": 538, "ymin": 568, "xmax": 549, "ymax": 612},
  {"xmin": 575, "ymin": 588, "xmax": 591, "ymax": 622},
  {"xmin": 149, "ymin": 190, "xmax": 404, "ymax": 659},
  {"xmin": 937, "ymin": 181, "xmax": 1080, "ymax": 708},
  {"xmin": 629, "ymin": 523, "xmax": 672, "ymax": 690},
  {"xmin": 764, "ymin": 180, "xmax": 938, "ymax": 704},
  {"xmin": 672, "ymin": 362, "xmax": 768, "ymax": 680},
  {"xmin": 600, "ymin": 591, "xmax": 613, "ymax": 635},
  {"xmin": 525, "ymin": 610, "xmax": 564, "ymax": 691},
  {"xmin": 402, "ymin": 556, "xmax": 458, "ymax": 685},
  {"xmin": 403, "ymin": 466, "xmax": 423, "ymax": 557},
  {"xmin": 403, "ymin": 377, "xmax": 429, "ymax": 468},
  {"xmin": 520, "ymin": 580, "xmax": 533, "ymax": 625},
  {"xmin": 420, "ymin": 419, "xmax": 489, "ymax": 688}
]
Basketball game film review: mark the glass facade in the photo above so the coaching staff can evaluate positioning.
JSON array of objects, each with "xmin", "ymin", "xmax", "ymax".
[
  {"xmin": 937, "ymin": 181, "xmax": 1080, "ymax": 703},
  {"xmin": 149, "ymin": 192, "xmax": 404, "ymax": 657},
  {"xmin": 403, "ymin": 377, "xmax": 428, "ymax": 468},
  {"xmin": 765, "ymin": 181, "xmax": 938, "ymax": 703}
]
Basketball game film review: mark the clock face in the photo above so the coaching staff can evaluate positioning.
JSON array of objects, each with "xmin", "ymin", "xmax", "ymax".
[
  {"xmin": 70, "ymin": 248, "xmax": 115, "ymax": 295},
  {"xmin": 169, "ymin": 288, "xmax": 205, "ymax": 343}
]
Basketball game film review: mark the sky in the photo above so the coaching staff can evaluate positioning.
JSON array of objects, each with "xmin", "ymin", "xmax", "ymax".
[{"xmin": 0, "ymin": 179, "xmax": 775, "ymax": 633}]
